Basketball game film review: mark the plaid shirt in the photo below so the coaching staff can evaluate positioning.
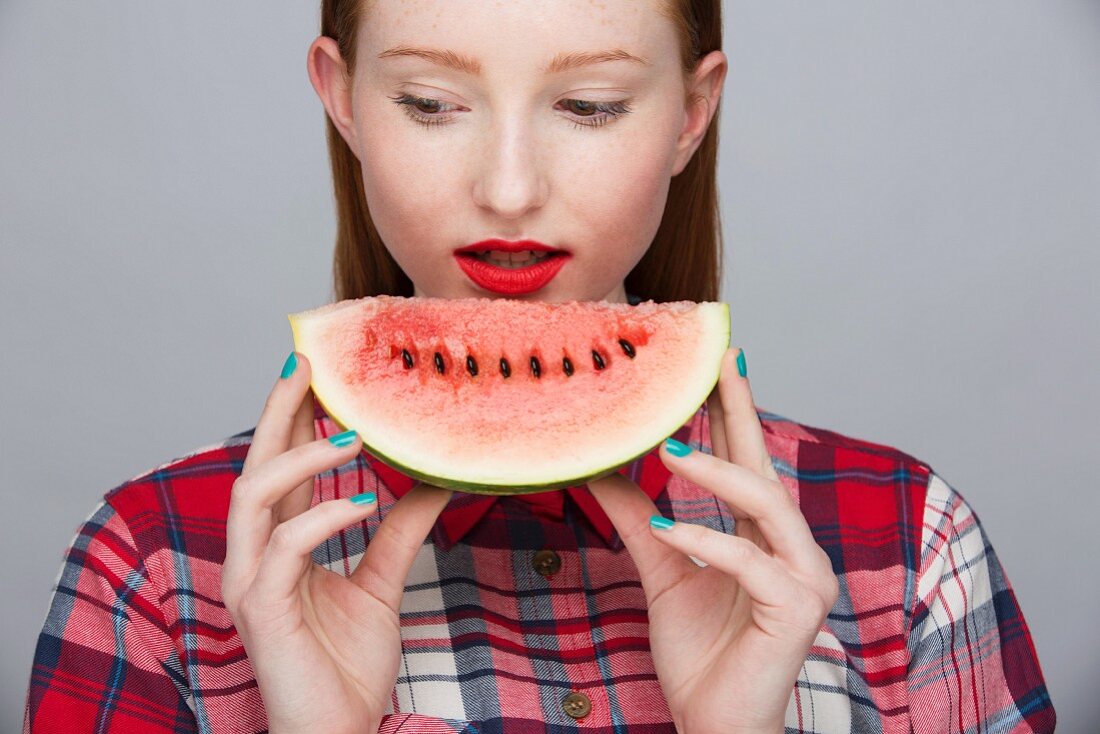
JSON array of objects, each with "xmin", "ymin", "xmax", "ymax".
[{"xmin": 23, "ymin": 398, "xmax": 1055, "ymax": 733}]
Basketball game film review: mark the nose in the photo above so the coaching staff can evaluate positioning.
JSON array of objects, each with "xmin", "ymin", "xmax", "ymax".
[{"xmin": 471, "ymin": 116, "xmax": 550, "ymax": 220}]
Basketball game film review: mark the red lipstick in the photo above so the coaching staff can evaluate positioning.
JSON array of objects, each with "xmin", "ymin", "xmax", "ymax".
[{"xmin": 454, "ymin": 239, "xmax": 570, "ymax": 295}]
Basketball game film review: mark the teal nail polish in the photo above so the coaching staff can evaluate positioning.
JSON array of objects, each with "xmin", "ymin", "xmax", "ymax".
[
  {"xmin": 328, "ymin": 429, "xmax": 358, "ymax": 447},
  {"xmin": 736, "ymin": 350, "xmax": 747, "ymax": 378},
  {"xmin": 349, "ymin": 492, "xmax": 376, "ymax": 505},
  {"xmin": 650, "ymin": 515, "xmax": 675, "ymax": 530},
  {"xmin": 280, "ymin": 352, "xmax": 298, "ymax": 379},
  {"xmin": 664, "ymin": 438, "xmax": 692, "ymax": 457}
]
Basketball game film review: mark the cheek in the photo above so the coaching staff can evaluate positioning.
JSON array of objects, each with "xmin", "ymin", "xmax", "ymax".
[
  {"xmin": 355, "ymin": 117, "xmax": 460, "ymax": 256},
  {"xmin": 560, "ymin": 130, "xmax": 674, "ymax": 253}
]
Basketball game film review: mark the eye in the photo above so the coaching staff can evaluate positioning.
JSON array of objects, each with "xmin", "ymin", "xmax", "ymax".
[
  {"xmin": 558, "ymin": 98, "xmax": 633, "ymax": 129},
  {"xmin": 389, "ymin": 93, "xmax": 456, "ymax": 128},
  {"xmin": 389, "ymin": 93, "xmax": 632, "ymax": 130}
]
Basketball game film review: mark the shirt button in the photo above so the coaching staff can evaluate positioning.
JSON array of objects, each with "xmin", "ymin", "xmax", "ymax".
[
  {"xmin": 562, "ymin": 691, "xmax": 592, "ymax": 720},
  {"xmin": 532, "ymin": 549, "xmax": 562, "ymax": 577}
]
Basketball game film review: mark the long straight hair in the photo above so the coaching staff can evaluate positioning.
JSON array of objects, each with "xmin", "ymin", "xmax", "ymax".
[{"xmin": 319, "ymin": 0, "xmax": 723, "ymax": 303}]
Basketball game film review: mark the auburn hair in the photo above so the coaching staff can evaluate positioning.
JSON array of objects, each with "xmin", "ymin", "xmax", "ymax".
[{"xmin": 319, "ymin": 0, "xmax": 723, "ymax": 303}]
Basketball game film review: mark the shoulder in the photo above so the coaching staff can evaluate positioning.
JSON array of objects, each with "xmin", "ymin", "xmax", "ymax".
[
  {"xmin": 756, "ymin": 406, "xmax": 931, "ymax": 469},
  {"xmin": 746, "ymin": 407, "xmax": 998, "ymax": 583},
  {"xmin": 752, "ymin": 405, "xmax": 934, "ymax": 484},
  {"xmin": 100, "ymin": 427, "xmax": 256, "ymax": 540},
  {"xmin": 744, "ymin": 406, "xmax": 941, "ymax": 532}
]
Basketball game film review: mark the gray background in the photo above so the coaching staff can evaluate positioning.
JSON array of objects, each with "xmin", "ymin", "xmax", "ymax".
[{"xmin": 2, "ymin": 0, "xmax": 1097, "ymax": 730}]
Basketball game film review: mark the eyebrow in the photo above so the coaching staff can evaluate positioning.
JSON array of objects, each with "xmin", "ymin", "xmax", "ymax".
[{"xmin": 377, "ymin": 45, "xmax": 651, "ymax": 76}]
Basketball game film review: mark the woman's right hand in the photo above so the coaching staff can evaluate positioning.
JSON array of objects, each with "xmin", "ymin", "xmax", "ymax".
[{"xmin": 221, "ymin": 352, "xmax": 453, "ymax": 734}]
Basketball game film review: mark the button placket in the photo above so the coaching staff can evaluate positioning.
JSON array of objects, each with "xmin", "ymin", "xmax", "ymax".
[{"xmin": 532, "ymin": 521, "xmax": 611, "ymax": 730}]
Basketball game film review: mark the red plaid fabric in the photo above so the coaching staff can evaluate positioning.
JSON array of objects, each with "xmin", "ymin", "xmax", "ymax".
[{"xmin": 22, "ymin": 398, "xmax": 1055, "ymax": 733}]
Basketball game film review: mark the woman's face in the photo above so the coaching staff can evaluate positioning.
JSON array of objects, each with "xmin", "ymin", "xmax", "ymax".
[{"xmin": 308, "ymin": 0, "xmax": 725, "ymax": 302}]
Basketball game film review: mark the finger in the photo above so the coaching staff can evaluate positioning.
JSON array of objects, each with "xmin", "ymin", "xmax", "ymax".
[
  {"xmin": 242, "ymin": 352, "xmax": 314, "ymax": 475},
  {"xmin": 659, "ymin": 441, "xmax": 831, "ymax": 578},
  {"xmin": 705, "ymin": 388, "xmax": 730, "ymax": 462},
  {"xmin": 587, "ymin": 473, "xmax": 698, "ymax": 604},
  {"xmin": 248, "ymin": 493, "xmax": 381, "ymax": 605},
  {"xmin": 718, "ymin": 348, "xmax": 779, "ymax": 481},
  {"xmin": 225, "ymin": 433, "xmax": 363, "ymax": 589},
  {"xmin": 350, "ymin": 482, "xmax": 454, "ymax": 613},
  {"xmin": 274, "ymin": 387, "xmax": 321, "ymax": 523},
  {"xmin": 647, "ymin": 518, "xmax": 820, "ymax": 621}
]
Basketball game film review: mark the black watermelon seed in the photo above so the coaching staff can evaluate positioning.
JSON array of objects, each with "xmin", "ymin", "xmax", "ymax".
[
  {"xmin": 592, "ymin": 350, "xmax": 606, "ymax": 370},
  {"xmin": 562, "ymin": 356, "xmax": 574, "ymax": 376},
  {"xmin": 434, "ymin": 352, "xmax": 445, "ymax": 374},
  {"xmin": 466, "ymin": 355, "xmax": 478, "ymax": 377},
  {"xmin": 401, "ymin": 349, "xmax": 414, "ymax": 369},
  {"xmin": 499, "ymin": 357, "xmax": 511, "ymax": 378},
  {"xmin": 618, "ymin": 338, "xmax": 636, "ymax": 359},
  {"xmin": 530, "ymin": 356, "xmax": 541, "ymax": 379}
]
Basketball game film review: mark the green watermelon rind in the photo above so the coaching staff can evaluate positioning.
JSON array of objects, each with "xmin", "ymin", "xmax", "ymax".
[{"xmin": 292, "ymin": 299, "xmax": 730, "ymax": 496}]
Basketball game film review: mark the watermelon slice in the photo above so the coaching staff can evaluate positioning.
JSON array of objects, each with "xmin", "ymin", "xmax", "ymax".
[{"xmin": 288, "ymin": 296, "xmax": 729, "ymax": 495}]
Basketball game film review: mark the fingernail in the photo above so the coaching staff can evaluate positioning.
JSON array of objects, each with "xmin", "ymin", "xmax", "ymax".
[
  {"xmin": 280, "ymin": 351, "xmax": 298, "ymax": 379},
  {"xmin": 328, "ymin": 429, "xmax": 358, "ymax": 447},
  {"xmin": 736, "ymin": 349, "xmax": 747, "ymax": 378},
  {"xmin": 664, "ymin": 438, "xmax": 692, "ymax": 457},
  {"xmin": 650, "ymin": 515, "xmax": 675, "ymax": 530},
  {"xmin": 349, "ymin": 492, "xmax": 376, "ymax": 505}
]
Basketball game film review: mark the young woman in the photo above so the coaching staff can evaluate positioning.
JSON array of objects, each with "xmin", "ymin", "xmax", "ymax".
[{"xmin": 23, "ymin": 1, "xmax": 1055, "ymax": 732}]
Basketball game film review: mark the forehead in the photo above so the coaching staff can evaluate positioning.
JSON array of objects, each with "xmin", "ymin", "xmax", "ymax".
[{"xmin": 360, "ymin": 0, "xmax": 674, "ymax": 76}]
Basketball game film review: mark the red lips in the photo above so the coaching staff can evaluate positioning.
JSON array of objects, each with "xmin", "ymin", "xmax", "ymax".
[{"xmin": 453, "ymin": 240, "xmax": 570, "ymax": 295}]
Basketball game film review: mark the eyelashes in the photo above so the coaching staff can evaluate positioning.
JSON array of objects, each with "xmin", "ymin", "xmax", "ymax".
[{"xmin": 388, "ymin": 93, "xmax": 633, "ymax": 131}]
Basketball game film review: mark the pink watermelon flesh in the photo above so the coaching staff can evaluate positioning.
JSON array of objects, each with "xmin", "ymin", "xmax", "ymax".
[{"xmin": 288, "ymin": 296, "xmax": 730, "ymax": 495}]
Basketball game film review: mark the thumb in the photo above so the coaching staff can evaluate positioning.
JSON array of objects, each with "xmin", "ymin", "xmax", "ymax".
[
  {"xmin": 587, "ymin": 473, "xmax": 696, "ymax": 604},
  {"xmin": 350, "ymin": 482, "xmax": 453, "ymax": 613}
]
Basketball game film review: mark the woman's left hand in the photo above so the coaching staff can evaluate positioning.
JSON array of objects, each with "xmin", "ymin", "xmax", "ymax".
[{"xmin": 588, "ymin": 348, "xmax": 840, "ymax": 734}]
